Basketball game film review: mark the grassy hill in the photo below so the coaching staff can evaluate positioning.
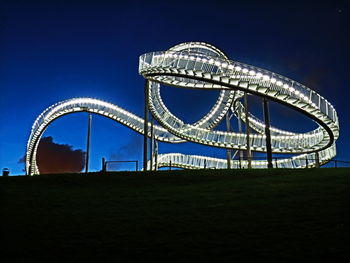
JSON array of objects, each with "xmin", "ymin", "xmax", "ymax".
[{"xmin": 1, "ymin": 168, "xmax": 349, "ymax": 262}]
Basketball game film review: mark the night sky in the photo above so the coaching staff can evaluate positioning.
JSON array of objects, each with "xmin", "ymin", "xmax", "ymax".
[{"xmin": 0, "ymin": 0, "xmax": 349, "ymax": 174}]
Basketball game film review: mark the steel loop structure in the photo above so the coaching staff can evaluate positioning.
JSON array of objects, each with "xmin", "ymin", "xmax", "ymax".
[{"xmin": 26, "ymin": 42, "xmax": 339, "ymax": 175}]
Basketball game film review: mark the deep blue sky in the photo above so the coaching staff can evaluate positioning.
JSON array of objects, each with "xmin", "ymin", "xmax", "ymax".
[{"xmin": 0, "ymin": 0, "xmax": 349, "ymax": 174}]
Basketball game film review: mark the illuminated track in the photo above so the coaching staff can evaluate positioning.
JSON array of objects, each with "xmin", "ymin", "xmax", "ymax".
[
  {"xmin": 25, "ymin": 98, "xmax": 186, "ymax": 175},
  {"xmin": 26, "ymin": 42, "xmax": 339, "ymax": 175}
]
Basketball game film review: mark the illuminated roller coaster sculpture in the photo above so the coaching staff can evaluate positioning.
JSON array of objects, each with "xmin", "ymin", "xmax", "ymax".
[{"xmin": 26, "ymin": 42, "xmax": 339, "ymax": 175}]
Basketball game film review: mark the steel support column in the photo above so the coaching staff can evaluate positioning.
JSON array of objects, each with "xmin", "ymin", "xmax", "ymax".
[
  {"xmin": 143, "ymin": 80, "xmax": 149, "ymax": 172},
  {"xmin": 237, "ymin": 104, "xmax": 243, "ymax": 169},
  {"xmin": 315, "ymin": 151, "xmax": 320, "ymax": 168},
  {"xmin": 263, "ymin": 98, "xmax": 273, "ymax": 168},
  {"xmin": 226, "ymin": 111, "xmax": 232, "ymax": 169},
  {"xmin": 154, "ymin": 140, "xmax": 158, "ymax": 170},
  {"xmin": 150, "ymin": 116, "xmax": 154, "ymax": 171},
  {"xmin": 244, "ymin": 93, "xmax": 252, "ymax": 169},
  {"xmin": 85, "ymin": 112, "xmax": 92, "ymax": 173}
]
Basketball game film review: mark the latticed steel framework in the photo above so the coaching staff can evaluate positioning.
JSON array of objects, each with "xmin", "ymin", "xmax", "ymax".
[{"xmin": 26, "ymin": 42, "xmax": 339, "ymax": 175}]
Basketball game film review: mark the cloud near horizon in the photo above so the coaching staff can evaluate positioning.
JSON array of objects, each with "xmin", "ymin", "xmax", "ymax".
[{"xmin": 19, "ymin": 136, "xmax": 86, "ymax": 174}]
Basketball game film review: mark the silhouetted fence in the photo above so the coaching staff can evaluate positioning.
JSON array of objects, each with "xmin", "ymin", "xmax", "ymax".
[
  {"xmin": 231, "ymin": 157, "xmax": 350, "ymax": 169},
  {"xmin": 102, "ymin": 158, "xmax": 139, "ymax": 172},
  {"xmin": 99, "ymin": 157, "xmax": 349, "ymax": 173}
]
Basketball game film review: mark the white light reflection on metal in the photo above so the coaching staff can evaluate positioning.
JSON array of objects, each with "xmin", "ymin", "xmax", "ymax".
[{"xmin": 26, "ymin": 42, "xmax": 339, "ymax": 175}]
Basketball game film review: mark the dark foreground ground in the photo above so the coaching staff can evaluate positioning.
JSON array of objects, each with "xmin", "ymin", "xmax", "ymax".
[{"xmin": 1, "ymin": 168, "xmax": 349, "ymax": 262}]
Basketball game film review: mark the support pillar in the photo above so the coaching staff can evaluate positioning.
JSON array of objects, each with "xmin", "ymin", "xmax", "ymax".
[
  {"xmin": 85, "ymin": 112, "xmax": 92, "ymax": 173},
  {"xmin": 315, "ymin": 151, "xmax": 320, "ymax": 168},
  {"xmin": 263, "ymin": 98, "xmax": 273, "ymax": 169},
  {"xmin": 226, "ymin": 111, "xmax": 232, "ymax": 169},
  {"xmin": 305, "ymin": 155, "xmax": 309, "ymax": 168},
  {"xmin": 143, "ymin": 80, "xmax": 149, "ymax": 172},
  {"xmin": 244, "ymin": 93, "xmax": 252, "ymax": 169},
  {"xmin": 154, "ymin": 140, "xmax": 158, "ymax": 171},
  {"xmin": 237, "ymin": 104, "xmax": 243, "ymax": 169},
  {"xmin": 150, "ymin": 117, "xmax": 154, "ymax": 171},
  {"xmin": 101, "ymin": 157, "xmax": 106, "ymax": 173}
]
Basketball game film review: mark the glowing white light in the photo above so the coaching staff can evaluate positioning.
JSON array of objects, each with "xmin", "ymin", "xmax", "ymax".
[
  {"xmin": 27, "ymin": 43, "xmax": 339, "ymax": 174},
  {"xmin": 263, "ymin": 75, "xmax": 270, "ymax": 81},
  {"xmin": 242, "ymin": 68, "xmax": 248, "ymax": 73}
]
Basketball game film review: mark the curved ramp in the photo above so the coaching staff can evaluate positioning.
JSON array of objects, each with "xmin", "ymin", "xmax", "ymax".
[{"xmin": 26, "ymin": 42, "xmax": 339, "ymax": 174}]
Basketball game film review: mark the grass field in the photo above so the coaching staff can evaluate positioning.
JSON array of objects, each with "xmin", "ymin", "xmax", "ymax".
[{"xmin": 1, "ymin": 168, "xmax": 349, "ymax": 262}]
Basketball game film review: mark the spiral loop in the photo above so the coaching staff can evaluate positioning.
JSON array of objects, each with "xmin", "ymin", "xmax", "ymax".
[
  {"xmin": 139, "ymin": 42, "xmax": 339, "ymax": 168},
  {"xmin": 26, "ymin": 42, "xmax": 339, "ymax": 174}
]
